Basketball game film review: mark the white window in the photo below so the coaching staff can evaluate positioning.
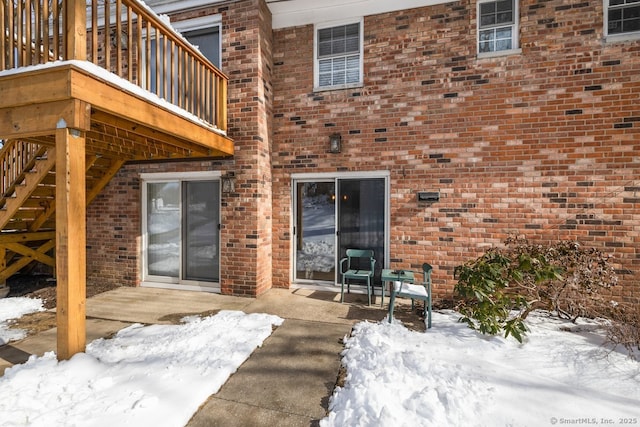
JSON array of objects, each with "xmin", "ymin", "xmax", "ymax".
[
  {"xmin": 606, "ymin": 0, "xmax": 640, "ymax": 38},
  {"xmin": 314, "ymin": 19, "xmax": 363, "ymax": 91},
  {"xmin": 477, "ymin": 0, "xmax": 519, "ymax": 56}
]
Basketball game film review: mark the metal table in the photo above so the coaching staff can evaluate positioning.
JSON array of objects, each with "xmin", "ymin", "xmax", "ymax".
[{"xmin": 380, "ymin": 268, "xmax": 415, "ymax": 308}]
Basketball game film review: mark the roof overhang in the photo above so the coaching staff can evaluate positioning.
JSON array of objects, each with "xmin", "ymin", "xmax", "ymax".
[{"xmin": 145, "ymin": 0, "xmax": 454, "ymax": 30}]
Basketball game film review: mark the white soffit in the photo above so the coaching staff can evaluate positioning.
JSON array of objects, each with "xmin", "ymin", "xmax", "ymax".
[
  {"xmin": 266, "ymin": 0, "xmax": 453, "ymax": 29},
  {"xmin": 146, "ymin": 0, "xmax": 453, "ymax": 29}
]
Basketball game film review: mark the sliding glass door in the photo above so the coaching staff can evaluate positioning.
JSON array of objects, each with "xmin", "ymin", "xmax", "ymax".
[
  {"xmin": 293, "ymin": 175, "xmax": 387, "ymax": 285},
  {"xmin": 144, "ymin": 177, "xmax": 220, "ymax": 289},
  {"xmin": 337, "ymin": 179, "xmax": 385, "ymax": 280}
]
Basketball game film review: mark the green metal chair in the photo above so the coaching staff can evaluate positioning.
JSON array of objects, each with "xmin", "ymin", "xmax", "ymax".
[
  {"xmin": 339, "ymin": 249, "xmax": 377, "ymax": 306},
  {"xmin": 388, "ymin": 262, "xmax": 433, "ymax": 328}
]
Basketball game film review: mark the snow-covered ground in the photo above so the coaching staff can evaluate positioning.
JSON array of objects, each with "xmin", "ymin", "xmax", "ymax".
[
  {"xmin": 0, "ymin": 297, "xmax": 638, "ymax": 427},
  {"xmin": 0, "ymin": 305, "xmax": 282, "ymax": 427},
  {"xmin": 0, "ymin": 297, "xmax": 44, "ymax": 345},
  {"xmin": 322, "ymin": 311, "xmax": 640, "ymax": 427}
]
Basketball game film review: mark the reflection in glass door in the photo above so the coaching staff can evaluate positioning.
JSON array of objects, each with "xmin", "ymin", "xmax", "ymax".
[
  {"xmin": 147, "ymin": 182, "xmax": 180, "ymax": 277},
  {"xmin": 183, "ymin": 181, "xmax": 220, "ymax": 281},
  {"xmin": 338, "ymin": 179, "xmax": 386, "ymax": 282},
  {"xmin": 295, "ymin": 182, "xmax": 336, "ymax": 282},
  {"xmin": 293, "ymin": 176, "xmax": 387, "ymax": 285}
]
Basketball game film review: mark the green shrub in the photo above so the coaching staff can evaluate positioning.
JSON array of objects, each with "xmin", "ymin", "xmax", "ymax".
[{"xmin": 454, "ymin": 238, "xmax": 617, "ymax": 342}]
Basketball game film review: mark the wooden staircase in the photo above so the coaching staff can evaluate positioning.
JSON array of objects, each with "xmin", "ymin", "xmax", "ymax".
[{"xmin": 0, "ymin": 140, "xmax": 124, "ymax": 285}]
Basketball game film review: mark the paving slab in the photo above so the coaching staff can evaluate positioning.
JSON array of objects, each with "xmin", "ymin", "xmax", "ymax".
[
  {"xmin": 86, "ymin": 286, "xmax": 253, "ymax": 324},
  {"xmin": 186, "ymin": 319, "xmax": 351, "ymax": 427},
  {"xmin": 245, "ymin": 288, "xmax": 388, "ymax": 325}
]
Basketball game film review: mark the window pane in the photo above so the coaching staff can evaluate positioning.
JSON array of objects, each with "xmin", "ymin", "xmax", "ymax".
[
  {"xmin": 496, "ymin": 38, "xmax": 512, "ymax": 50},
  {"xmin": 332, "ymin": 39, "xmax": 346, "ymax": 55},
  {"xmin": 626, "ymin": 5, "xmax": 640, "ymax": 17},
  {"xmin": 497, "ymin": 11, "xmax": 513, "ymax": 23},
  {"xmin": 332, "ymin": 26, "xmax": 346, "ymax": 40},
  {"xmin": 147, "ymin": 182, "xmax": 180, "ymax": 278},
  {"xmin": 184, "ymin": 27, "xmax": 220, "ymax": 68},
  {"xmin": 346, "ymin": 69, "xmax": 359, "ymax": 84},
  {"xmin": 346, "ymin": 23, "xmax": 360, "ymax": 37},
  {"xmin": 184, "ymin": 181, "xmax": 219, "ymax": 282},
  {"xmin": 609, "ymin": 4, "xmax": 640, "ymax": 33},
  {"xmin": 480, "ymin": 3, "xmax": 496, "ymax": 15},
  {"xmin": 319, "ymin": 73, "xmax": 332, "ymax": 87},
  {"xmin": 319, "ymin": 59, "xmax": 332, "ymax": 73},
  {"xmin": 318, "ymin": 40, "xmax": 332, "ymax": 57},
  {"xmin": 479, "ymin": 29, "xmax": 496, "ymax": 52},
  {"xmin": 624, "ymin": 16, "xmax": 640, "ymax": 31},
  {"xmin": 318, "ymin": 28, "xmax": 332, "ymax": 43},
  {"xmin": 496, "ymin": 27, "xmax": 512, "ymax": 39},
  {"xmin": 345, "ymin": 36, "xmax": 360, "ymax": 53},
  {"xmin": 480, "ymin": 0, "xmax": 514, "ymax": 28}
]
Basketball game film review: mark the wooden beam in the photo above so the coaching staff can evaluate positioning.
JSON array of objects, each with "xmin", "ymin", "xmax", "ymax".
[
  {"xmin": 4, "ymin": 242, "xmax": 56, "ymax": 267},
  {"xmin": 0, "ymin": 231, "xmax": 56, "ymax": 243},
  {"xmin": 0, "ymin": 100, "xmax": 91, "ymax": 139},
  {"xmin": 0, "ymin": 240, "xmax": 55, "ymax": 282},
  {"xmin": 55, "ymin": 126, "xmax": 86, "ymax": 360}
]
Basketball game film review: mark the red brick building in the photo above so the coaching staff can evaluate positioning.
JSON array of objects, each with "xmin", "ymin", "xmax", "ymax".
[{"xmin": 87, "ymin": 0, "xmax": 640, "ymax": 305}]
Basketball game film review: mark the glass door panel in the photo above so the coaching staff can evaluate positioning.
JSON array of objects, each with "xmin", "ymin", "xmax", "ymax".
[
  {"xmin": 337, "ymin": 178, "xmax": 386, "ymax": 282},
  {"xmin": 183, "ymin": 181, "xmax": 220, "ymax": 281},
  {"xmin": 295, "ymin": 181, "xmax": 336, "ymax": 282},
  {"xmin": 146, "ymin": 182, "xmax": 180, "ymax": 278}
]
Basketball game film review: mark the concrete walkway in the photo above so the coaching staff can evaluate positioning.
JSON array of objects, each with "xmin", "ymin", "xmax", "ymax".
[{"xmin": 0, "ymin": 286, "xmax": 400, "ymax": 426}]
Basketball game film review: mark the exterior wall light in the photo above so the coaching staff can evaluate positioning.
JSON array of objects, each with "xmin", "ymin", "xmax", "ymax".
[
  {"xmin": 328, "ymin": 133, "xmax": 342, "ymax": 153},
  {"xmin": 221, "ymin": 174, "xmax": 235, "ymax": 194}
]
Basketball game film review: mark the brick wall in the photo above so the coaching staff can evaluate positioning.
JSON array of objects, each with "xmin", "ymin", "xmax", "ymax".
[
  {"xmin": 87, "ymin": 0, "xmax": 639, "ymax": 304},
  {"xmin": 271, "ymin": 0, "xmax": 640, "ymax": 304}
]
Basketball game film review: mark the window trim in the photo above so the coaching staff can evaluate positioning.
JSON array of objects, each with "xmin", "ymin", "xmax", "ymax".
[
  {"xmin": 604, "ymin": 0, "xmax": 640, "ymax": 42},
  {"xmin": 313, "ymin": 18, "xmax": 364, "ymax": 92},
  {"xmin": 476, "ymin": 0, "xmax": 521, "ymax": 58}
]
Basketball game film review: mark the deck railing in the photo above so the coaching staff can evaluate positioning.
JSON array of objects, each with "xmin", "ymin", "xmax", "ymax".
[
  {"xmin": 0, "ymin": 0, "xmax": 227, "ymax": 131},
  {"xmin": 0, "ymin": 139, "xmax": 46, "ymax": 201}
]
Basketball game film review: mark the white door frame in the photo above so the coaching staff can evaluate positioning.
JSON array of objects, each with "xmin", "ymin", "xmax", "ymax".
[
  {"xmin": 140, "ymin": 171, "xmax": 222, "ymax": 293},
  {"xmin": 290, "ymin": 170, "xmax": 390, "ymax": 287}
]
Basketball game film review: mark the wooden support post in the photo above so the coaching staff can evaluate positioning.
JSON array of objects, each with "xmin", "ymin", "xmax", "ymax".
[
  {"xmin": 0, "ymin": 247, "xmax": 7, "ymax": 298},
  {"xmin": 55, "ymin": 126, "xmax": 86, "ymax": 360}
]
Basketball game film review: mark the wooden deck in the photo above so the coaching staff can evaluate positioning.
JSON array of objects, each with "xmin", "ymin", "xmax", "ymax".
[{"xmin": 0, "ymin": 0, "xmax": 232, "ymax": 359}]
